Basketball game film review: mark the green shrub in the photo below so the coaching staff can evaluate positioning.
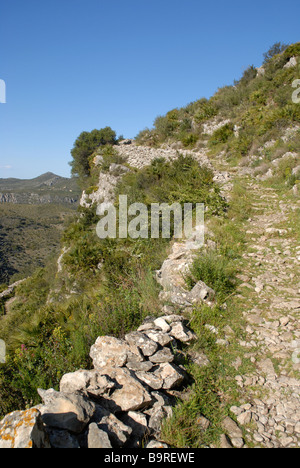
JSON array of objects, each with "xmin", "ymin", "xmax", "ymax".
[
  {"xmin": 154, "ymin": 115, "xmax": 179, "ymax": 141},
  {"xmin": 186, "ymin": 251, "xmax": 237, "ymax": 301},
  {"xmin": 181, "ymin": 133, "xmax": 199, "ymax": 148},
  {"xmin": 70, "ymin": 127, "xmax": 117, "ymax": 183},
  {"xmin": 208, "ymin": 123, "xmax": 235, "ymax": 147},
  {"xmin": 267, "ymin": 155, "xmax": 299, "ymax": 189},
  {"xmin": 283, "ymin": 42, "xmax": 300, "ymax": 59},
  {"xmin": 238, "ymin": 65, "xmax": 258, "ymax": 87},
  {"xmin": 263, "ymin": 42, "xmax": 289, "ymax": 64},
  {"xmin": 194, "ymin": 101, "xmax": 218, "ymax": 123},
  {"xmin": 97, "ymin": 145, "xmax": 126, "ymax": 172},
  {"xmin": 117, "ymin": 154, "xmax": 227, "ymax": 216},
  {"xmin": 211, "ymin": 86, "xmax": 242, "ymax": 111},
  {"xmin": 135, "ymin": 128, "xmax": 158, "ymax": 147}
]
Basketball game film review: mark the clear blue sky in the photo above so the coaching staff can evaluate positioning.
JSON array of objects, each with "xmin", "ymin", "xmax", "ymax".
[{"xmin": 0, "ymin": 0, "xmax": 299, "ymax": 179}]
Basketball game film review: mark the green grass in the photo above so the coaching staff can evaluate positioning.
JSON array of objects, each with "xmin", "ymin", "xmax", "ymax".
[
  {"xmin": 186, "ymin": 251, "xmax": 237, "ymax": 302},
  {"xmin": 161, "ymin": 299, "xmax": 253, "ymax": 447},
  {"xmin": 160, "ymin": 178, "xmax": 257, "ymax": 448}
]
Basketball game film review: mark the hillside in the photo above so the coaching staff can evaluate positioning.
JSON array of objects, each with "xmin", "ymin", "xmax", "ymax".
[
  {"xmin": 0, "ymin": 172, "xmax": 80, "ymax": 205},
  {"xmin": 135, "ymin": 43, "xmax": 300, "ymax": 182},
  {"xmin": 0, "ymin": 173, "xmax": 80, "ymax": 284},
  {"xmin": 0, "ymin": 43, "xmax": 299, "ymax": 449}
]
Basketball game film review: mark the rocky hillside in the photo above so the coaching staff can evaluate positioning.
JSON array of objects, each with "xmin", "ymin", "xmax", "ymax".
[
  {"xmin": 0, "ymin": 43, "xmax": 299, "ymax": 449},
  {"xmin": 0, "ymin": 172, "xmax": 80, "ymax": 205}
]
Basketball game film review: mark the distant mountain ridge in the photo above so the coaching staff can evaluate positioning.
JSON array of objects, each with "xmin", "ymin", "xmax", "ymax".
[
  {"xmin": 0, "ymin": 172, "xmax": 81, "ymax": 284},
  {"xmin": 0, "ymin": 172, "xmax": 80, "ymax": 205}
]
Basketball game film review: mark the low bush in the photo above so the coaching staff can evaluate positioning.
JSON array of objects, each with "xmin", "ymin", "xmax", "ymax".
[
  {"xmin": 186, "ymin": 251, "xmax": 237, "ymax": 302},
  {"xmin": 208, "ymin": 123, "xmax": 235, "ymax": 148}
]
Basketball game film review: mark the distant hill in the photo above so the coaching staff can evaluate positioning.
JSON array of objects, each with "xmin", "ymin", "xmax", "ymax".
[
  {"xmin": 0, "ymin": 172, "xmax": 81, "ymax": 205},
  {"xmin": 0, "ymin": 173, "xmax": 81, "ymax": 284}
]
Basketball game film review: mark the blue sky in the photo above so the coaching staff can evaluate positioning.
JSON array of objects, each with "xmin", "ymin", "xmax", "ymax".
[{"xmin": 0, "ymin": 0, "xmax": 299, "ymax": 179}]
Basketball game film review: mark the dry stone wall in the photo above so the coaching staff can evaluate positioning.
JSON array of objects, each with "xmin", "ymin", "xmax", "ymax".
[{"xmin": 0, "ymin": 314, "xmax": 198, "ymax": 449}]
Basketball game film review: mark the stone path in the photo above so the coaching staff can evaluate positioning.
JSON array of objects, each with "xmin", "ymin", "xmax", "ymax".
[{"xmin": 225, "ymin": 180, "xmax": 300, "ymax": 448}]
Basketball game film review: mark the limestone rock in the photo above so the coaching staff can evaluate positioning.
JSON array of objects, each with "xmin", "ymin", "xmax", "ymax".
[
  {"xmin": 237, "ymin": 411, "xmax": 252, "ymax": 426},
  {"xmin": 196, "ymin": 415, "xmax": 211, "ymax": 431},
  {"xmin": 148, "ymin": 405, "xmax": 173, "ymax": 434},
  {"xmin": 284, "ymin": 56, "xmax": 297, "ymax": 68},
  {"xmin": 158, "ymin": 363, "xmax": 186, "ymax": 390},
  {"xmin": 38, "ymin": 389, "xmax": 95, "ymax": 434},
  {"xmin": 187, "ymin": 350, "xmax": 210, "ymax": 367},
  {"xmin": 135, "ymin": 371, "xmax": 164, "ymax": 390},
  {"xmin": 149, "ymin": 348, "xmax": 174, "ymax": 364},
  {"xmin": 92, "ymin": 405, "xmax": 132, "ymax": 447},
  {"xmin": 87, "ymin": 423, "xmax": 112, "ymax": 448},
  {"xmin": 120, "ymin": 411, "xmax": 149, "ymax": 438},
  {"xmin": 0, "ymin": 408, "xmax": 50, "ymax": 449},
  {"xmin": 125, "ymin": 331, "xmax": 158, "ymax": 357},
  {"xmin": 153, "ymin": 317, "xmax": 171, "ymax": 333},
  {"xmin": 187, "ymin": 280, "xmax": 215, "ymax": 304},
  {"xmin": 169, "ymin": 322, "xmax": 197, "ymax": 343},
  {"xmin": 46, "ymin": 428, "xmax": 80, "ymax": 449},
  {"xmin": 222, "ymin": 416, "xmax": 243, "ymax": 440},
  {"xmin": 146, "ymin": 440, "xmax": 169, "ymax": 448},
  {"xmin": 162, "ymin": 314, "xmax": 185, "ymax": 324},
  {"xmin": 219, "ymin": 433, "xmax": 233, "ymax": 448},
  {"xmin": 90, "ymin": 336, "xmax": 132, "ymax": 370},
  {"xmin": 126, "ymin": 360, "xmax": 154, "ymax": 372},
  {"xmin": 95, "ymin": 367, "xmax": 153, "ymax": 412},
  {"xmin": 60, "ymin": 369, "xmax": 115, "ymax": 397},
  {"xmin": 145, "ymin": 330, "xmax": 173, "ymax": 347}
]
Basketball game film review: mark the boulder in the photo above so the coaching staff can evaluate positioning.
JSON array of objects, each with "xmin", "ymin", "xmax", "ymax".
[
  {"xmin": 187, "ymin": 280, "xmax": 215, "ymax": 304},
  {"xmin": 144, "ymin": 330, "xmax": 173, "ymax": 347},
  {"xmin": 125, "ymin": 331, "xmax": 158, "ymax": 357},
  {"xmin": 153, "ymin": 317, "xmax": 171, "ymax": 333},
  {"xmin": 87, "ymin": 423, "xmax": 112, "ymax": 448},
  {"xmin": 135, "ymin": 371, "xmax": 164, "ymax": 390},
  {"xmin": 156, "ymin": 363, "xmax": 185, "ymax": 390},
  {"xmin": 46, "ymin": 428, "xmax": 80, "ymax": 449},
  {"xmin": 90, "ymin": 336, "xmax": 133, "ymax": 370},
  {"xmin": 60, "ymin": 369, "xmax": 115, "ymax": 397},
  {"xmin": 38, "ymin": 389, "xmax": 95, "ymax": 434},
  {"xmin": 0, "ymin": 408, "xmax": 50, "ymax": 449},
  {"xmin": 95, "ymin": 367, "xmax": 153, "ymax": 412},
  {"xmin": 119, "ymin": 411, "xmax": 149, "ymax": 438},
  {"xmin": 222, "ymin": 416, "xmax": 244, "ymax": 439},
  {"xmin": 149, "ymin": 348, "xmax": 174, "ymax": 364},
  {"xmin": 126, "ymin": 360, "xmax": 154, "ymax": 372},
  {"xmin": 148, "ymin": 405, "xmax": 173, "ymax": 434},
  {"xmin": 92, "ymin": 405, "xmax": 132, "ymax": 447},
  {"xmin": 169, "ymin": 322, "xmax": 197, "ymax": 343}
]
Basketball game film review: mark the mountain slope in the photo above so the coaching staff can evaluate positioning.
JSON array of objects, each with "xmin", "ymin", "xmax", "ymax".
[
  {"xmin": 0, "ymin": 173, "xmax": 80, "ymax": 284},
  {"xmin": 0, "ymin": 42, "xmax": 299, "ymax": 448},
  {"xmin": 0, "ymin": 172, "xmax": 80, "ymax": 205}
]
